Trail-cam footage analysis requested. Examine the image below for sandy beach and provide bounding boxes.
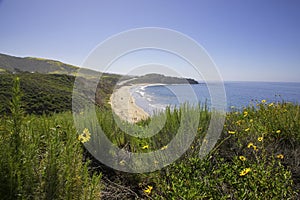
[110,85,149,123]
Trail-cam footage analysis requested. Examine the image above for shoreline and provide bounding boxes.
[110,84,150,123]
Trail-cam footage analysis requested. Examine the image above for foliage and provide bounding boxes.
[0,72,120,115]
[0,78,101,199]
[0,78,299,199]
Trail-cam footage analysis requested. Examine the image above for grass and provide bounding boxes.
[0,78,299,199]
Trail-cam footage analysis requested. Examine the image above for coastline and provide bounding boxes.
[110,84,150,123]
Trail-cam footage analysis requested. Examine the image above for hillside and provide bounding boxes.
[122,73,198,86]
[0,53,80,74]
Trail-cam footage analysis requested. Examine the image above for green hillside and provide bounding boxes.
[0,53,78,74]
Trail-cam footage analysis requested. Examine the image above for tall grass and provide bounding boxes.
[0,78,101,199]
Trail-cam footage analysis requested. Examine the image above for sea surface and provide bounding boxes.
[131,82,300,115]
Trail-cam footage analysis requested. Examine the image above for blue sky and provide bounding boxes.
[0,0,299,82]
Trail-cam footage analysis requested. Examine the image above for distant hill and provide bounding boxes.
[0,53,80,75]
[122,73,198,86]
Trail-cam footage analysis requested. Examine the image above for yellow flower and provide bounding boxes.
[268,103,274,107]
[239,156,246,161]
[247,142,258,151]
[243,111,248,117]
[228,130,236,134]
[276,130,281,134]
[236,120,242,125]
[78,128,91,143]
[160,145,168,150]
[245,128,250,132]
[249,119,253,123]
[239,168,251,176]
[143,185,153,195]
[257,137,263,142]
[247,142,254,148]
[119,160,126,166]
[276,154,284,159]
[261,99,266,103]
[253,145,258,151]
[142,145,149,150]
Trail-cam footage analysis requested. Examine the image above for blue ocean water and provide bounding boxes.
[131,82,300,115]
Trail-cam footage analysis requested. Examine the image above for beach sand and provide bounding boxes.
[110,85,149,123]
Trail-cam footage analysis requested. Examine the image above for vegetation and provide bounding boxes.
[0,54,299,199]
[0,72,120,115]
[0,53,78,74]
[0,78,101,199]
[1,78,299,199]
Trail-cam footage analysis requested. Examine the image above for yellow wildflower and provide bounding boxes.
[253,145,258,151]
[239,156,246,161]
[276,154,284,159]
[249,119,253,123]
[236,120,242,125]
[276,130,281,134]
[160,145,168,150]
[261,99,266,103]
[243,111,248,117]
[119,160,126,166]
[142,145,149,150]
[257,137,263,142]
[78,128,91,143]
[268,103,274,107]
[143,185,153,195]
[247,142,254,148]
[239,168,251,176]
[245,128,250,132]
[228,130,236,134]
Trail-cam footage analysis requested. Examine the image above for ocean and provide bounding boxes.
[131,82,300,115]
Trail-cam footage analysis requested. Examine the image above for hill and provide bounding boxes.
[0,53,80,74]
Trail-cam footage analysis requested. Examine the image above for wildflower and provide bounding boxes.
[228,130,236,134]
[276,154,284,159]
[78,128,91,143]
[160,145,168,150]
[261,99,266,103]
[245,128,250,132]
[247,142,254,148]
[268,103,274,107]
[119,160,126,166]
[253,145,258,151]
[276,130,281,134]
[247,142,258,151]
[143,185,153,195]
[257,137,263,142]
[142,145,149,150]
[249,119,253,123]
[236,120,242,125]
[239,156,246,161]
[239,168,251,176]
[243,111,248,117]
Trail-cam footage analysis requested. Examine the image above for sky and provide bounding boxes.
[0,0,299,82]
